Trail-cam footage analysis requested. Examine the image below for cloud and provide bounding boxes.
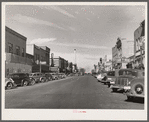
[30,38,56,44]
[68,27,76,31]
[50,42,108,49]
[11,14,66,30]
[39,6,75,18]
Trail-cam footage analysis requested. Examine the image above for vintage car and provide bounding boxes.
[101,70,120,87]
[29,72,47,83]
[8,73,31,86]
[45,73,53,81]
[5,78,17,90]
[110,69,144,92]
[50,73,59,80]
[124,77,144,101]
[101,71,115,84]
[97,71,108,82]
[60,73,66,78]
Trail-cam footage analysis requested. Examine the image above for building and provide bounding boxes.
[112,45,118,70]
[26,44,50,73]
[5,26,32,76]
[134,20,145,69]
[104,60,112,71]
[50,56,68,73]
[112,37,134,69]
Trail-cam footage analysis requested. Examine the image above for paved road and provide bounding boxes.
[5,75,144,109]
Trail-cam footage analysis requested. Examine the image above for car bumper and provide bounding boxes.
[125,91,144,98]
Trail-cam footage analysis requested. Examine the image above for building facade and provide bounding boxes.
[134,20,145,69]
[50,56,68,73]
[26,44,50,73]
[112,37,134,69]
[5,26,32,76]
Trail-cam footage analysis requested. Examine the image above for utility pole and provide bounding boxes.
[74,49,76,73]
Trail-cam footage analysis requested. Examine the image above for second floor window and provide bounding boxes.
[8,43,13,53]
[16,46,20,55]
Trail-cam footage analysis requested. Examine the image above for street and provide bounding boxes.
[5,75,144,109]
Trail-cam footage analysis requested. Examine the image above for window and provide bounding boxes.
[16,46,20,55]
[8,43,13,53]
[22,48,24,57]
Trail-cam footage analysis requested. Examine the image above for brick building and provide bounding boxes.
[50,56,68,73]
[26,44,50,73]
[5,26,32,76]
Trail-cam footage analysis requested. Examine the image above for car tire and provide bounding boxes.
[41,78,45,83]
[23,81,28,86]
[46,78,49,82]
[6,82,13,89]
[131,82,144,95]
[112,88,117,92]
[30,79,36,85]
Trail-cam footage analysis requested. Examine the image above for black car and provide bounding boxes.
[8,73,31,86]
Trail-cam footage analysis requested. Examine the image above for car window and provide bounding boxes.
[37,74,40,76]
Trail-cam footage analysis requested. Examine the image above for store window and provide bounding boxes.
[16,46,20,55]
[8,43,13,53]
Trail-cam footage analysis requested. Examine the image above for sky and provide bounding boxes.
[5,4,145,72]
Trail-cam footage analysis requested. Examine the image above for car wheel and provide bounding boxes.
[46,78,49,82]
[41,78,45,83]
[131,82,144,95]
[30,79,36,85]
[112,88,117,92]
[23,81,28,86]
[6,82,13,89]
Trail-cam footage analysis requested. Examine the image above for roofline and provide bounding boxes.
[6,26,27,40]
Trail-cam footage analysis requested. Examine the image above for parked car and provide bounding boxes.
[97,71,108,82]
[5,78,17,90]
[110,69,144,92]
[124,76,144,101]
[29,72,47,83]
[50,73,59,80]
[45,73,53,81]
[101,71,115,85]
[8,73,31,86]
[61,73,66,78]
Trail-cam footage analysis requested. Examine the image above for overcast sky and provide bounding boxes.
[5,4,145,72]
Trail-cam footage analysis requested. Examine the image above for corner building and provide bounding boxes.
[5,26,32,76]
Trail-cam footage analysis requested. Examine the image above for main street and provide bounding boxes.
[5,75,144,109]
